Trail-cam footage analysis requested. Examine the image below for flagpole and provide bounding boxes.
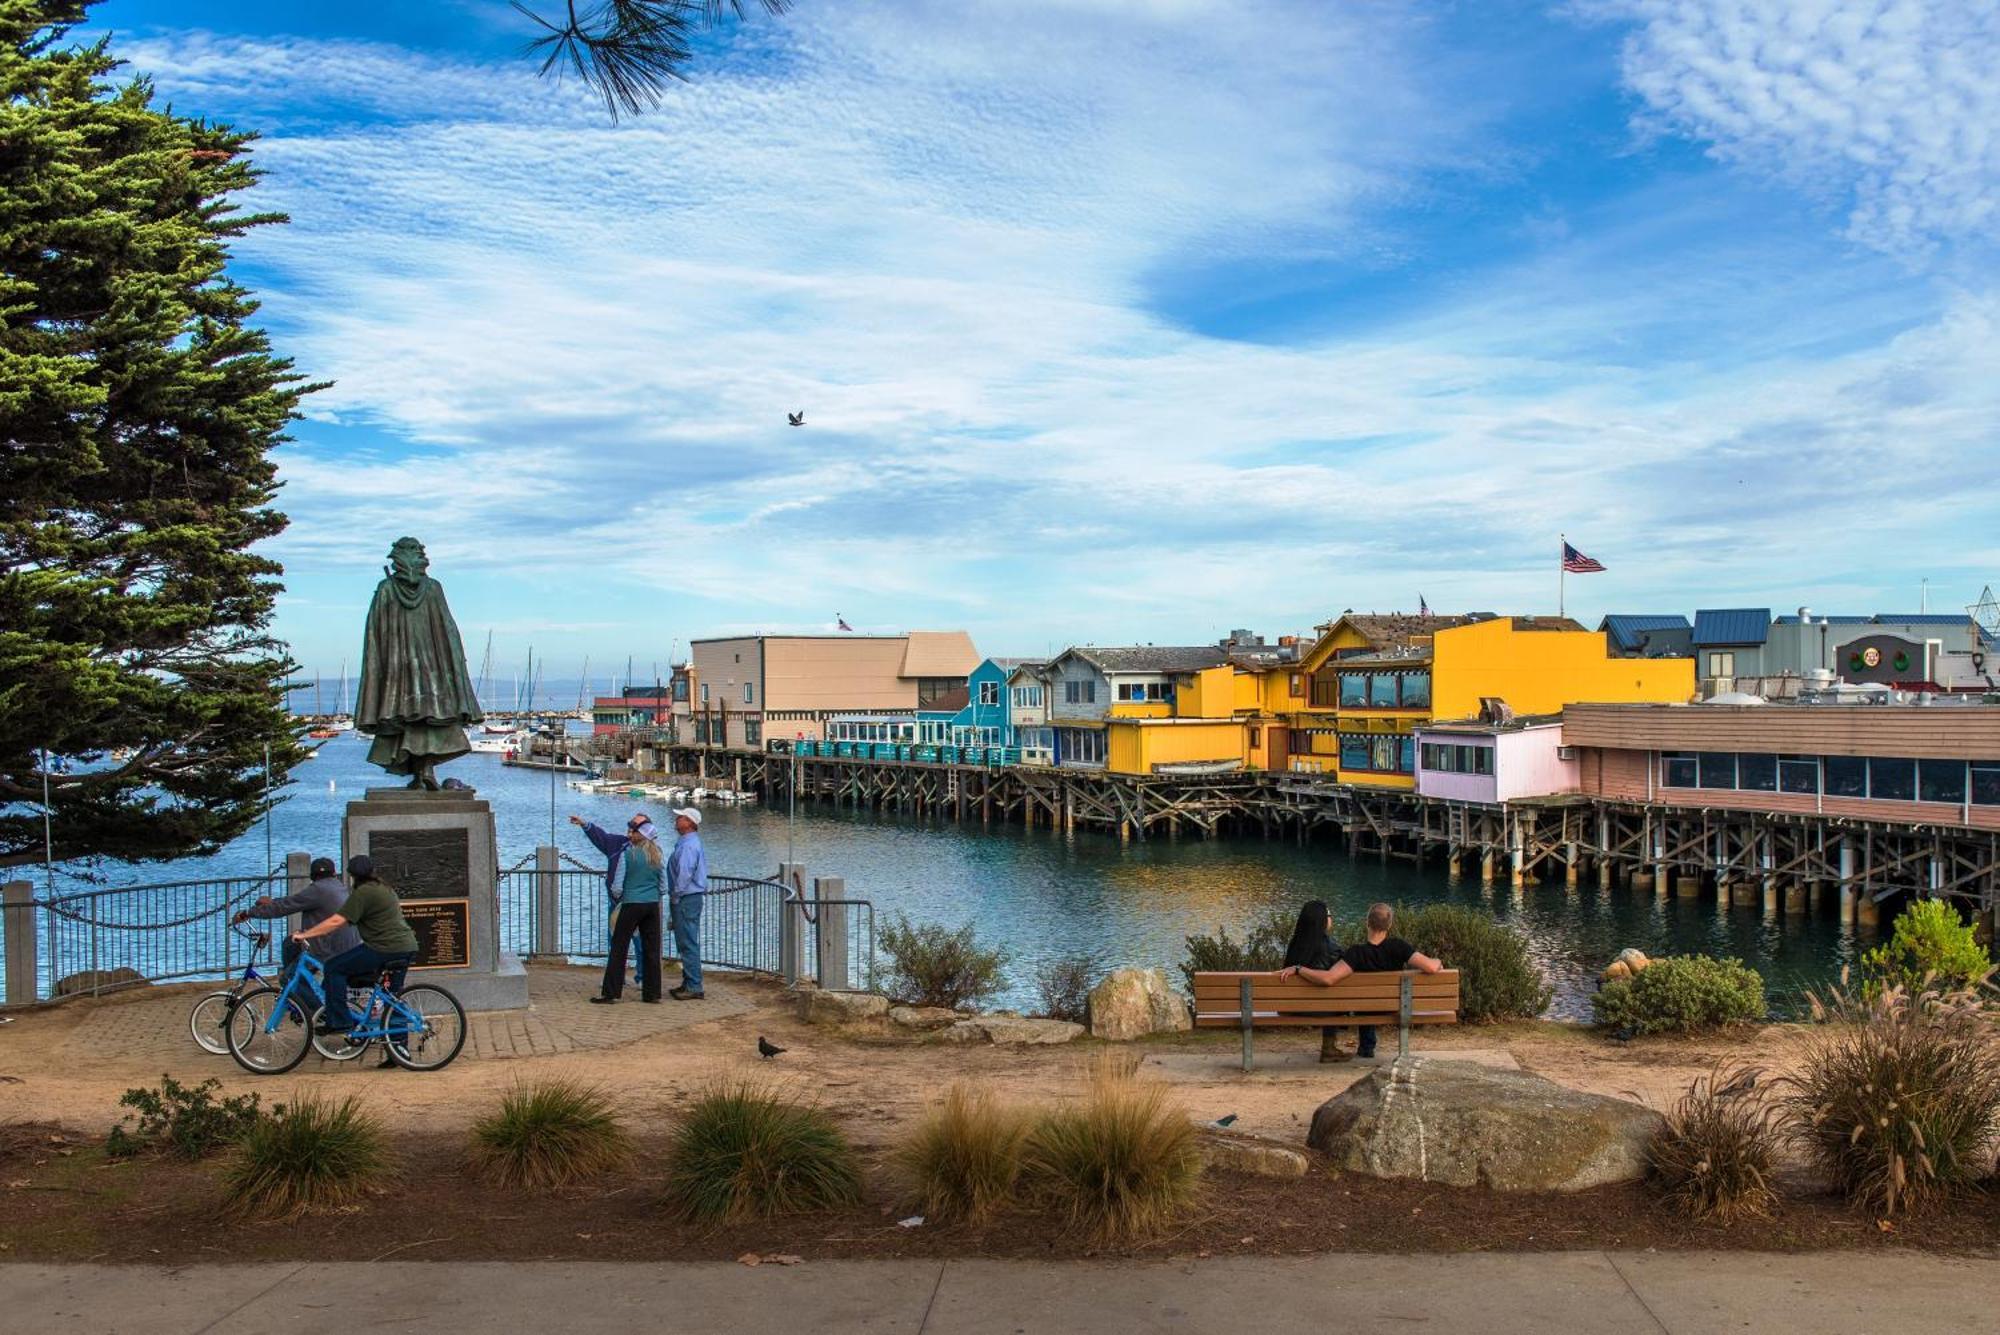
[1558,533,1566,620]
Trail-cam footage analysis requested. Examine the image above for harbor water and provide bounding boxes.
[34,732,1868,1018]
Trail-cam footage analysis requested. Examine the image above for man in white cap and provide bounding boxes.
[666,806,708,999]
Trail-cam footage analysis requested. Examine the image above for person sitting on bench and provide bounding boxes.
[1281,899,1351,1064]
[1277,902,1442,1059]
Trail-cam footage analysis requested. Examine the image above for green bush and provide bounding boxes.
[224,1093,393,1219]
[663,1082,862,1224]
[1031,952,1101,1023]
[468,1078,633,1191]
[1025,1061,1203,1242]
[106,1075,264,1160]
[1179,908,1293,993]
[880,915,1010,1010]
[1593,956,1767,1035]
[893,1083,1031,1224]
[1861,899,1994,998]
[1782,980,2000,1215]
[1387,905,1552,1022]
[1647,1062,1780,1221]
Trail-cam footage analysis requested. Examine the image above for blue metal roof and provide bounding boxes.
[1691,608,1772,646]
[1772,614,1869,625]
[1874,613,1981,625]
[1598,614,1690,652]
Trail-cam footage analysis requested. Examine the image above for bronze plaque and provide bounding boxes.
[369,827,470,901]
[402,898,471,970]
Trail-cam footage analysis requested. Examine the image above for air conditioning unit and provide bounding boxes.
[1556,745,1577,761]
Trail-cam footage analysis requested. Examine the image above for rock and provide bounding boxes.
[797,990,889,1026]
[51,967,148,998]
[1600,961,1631,984]
[1198,1132,1310,1179]
[1306,1059,1662,1192]
[1600,948,1651,988]
[943,1016,1084,1046]
[887,1005,960,1031]
[1086,967,1192,1041]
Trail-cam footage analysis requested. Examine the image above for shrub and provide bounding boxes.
[224,1093,392,1220]
[1780,980,2000,1215]
[1861,898,1994,998]
[1592,956,1766,1035]
[1024,1060,1203,1242]
[1032,953,1101,1022]
[106,1075,264,1160]
[893,1083,1031,1224]
[879,915,1010,1010]
[1390,904,1552,1022]
[1179,908,1293,993]
[663,1081,862,1224]
[1647,1061,1780,1221]
[468,1078,633,1191]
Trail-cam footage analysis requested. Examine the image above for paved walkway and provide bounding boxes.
[4,1253,1996,1333]
[53,962,753,1067]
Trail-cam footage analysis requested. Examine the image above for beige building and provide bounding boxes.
[687,631,980,748]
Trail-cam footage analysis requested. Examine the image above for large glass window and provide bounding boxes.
[1868,757,1915,801]
[1399,737,1416,773]
[1737,753,1777,792]
[1369,674,1399,707]
[1824,755,1866,797]
[744,719,762,746]
[1973,762,2000,807]
[1339,735,1372,770]
[1058,728,1105,765]
[1339,674,1367,707]
[1064,679,1095,705]
[978,681,1000,706]
[1662,751,1697,788]
[1697,752,1737,789]
[1402,672,1431,707]
[1918,759,1966,805]
[1779,755,1819,794]
[1421,743,1441,771]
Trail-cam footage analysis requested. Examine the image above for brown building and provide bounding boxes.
[1562,702,2000,831]
[687,631,980,748]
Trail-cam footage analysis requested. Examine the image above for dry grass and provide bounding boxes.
[223,1093,393,1220]
[892,1083,1032,1224]
[1024,1055,1203,1242]
[662,1080,862,1225]
[467,1078,634,1191]
[1647,1060,1781,1221]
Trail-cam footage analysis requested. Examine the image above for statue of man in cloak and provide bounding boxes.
[356,537,484,790]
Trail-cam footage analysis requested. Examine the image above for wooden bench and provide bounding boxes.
[1192,969,1461,1069]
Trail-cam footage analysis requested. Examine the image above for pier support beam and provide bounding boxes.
[1857,892,1881,929]
[1631,868,1653,893]
[1675,875,1701,899]
[1839,839,1858,924]
[1783,879,1806,916]
[1480,851,1495,885]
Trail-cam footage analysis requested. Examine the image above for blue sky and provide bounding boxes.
[89,0,2000,676]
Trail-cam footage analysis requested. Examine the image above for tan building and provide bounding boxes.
[687,631,980,748]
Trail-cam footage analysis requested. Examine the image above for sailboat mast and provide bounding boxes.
[577,655,590,714]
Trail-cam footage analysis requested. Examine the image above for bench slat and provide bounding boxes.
[1192,980,1460,1001]
[1194,1013,1460,1028]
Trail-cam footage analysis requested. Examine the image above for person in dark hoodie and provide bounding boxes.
[1280,900,1351,1063]
[233,856,361,978]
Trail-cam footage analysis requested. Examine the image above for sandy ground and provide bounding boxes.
[0,963,1797,1149]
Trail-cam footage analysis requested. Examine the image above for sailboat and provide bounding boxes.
[482,643,528,733]
[332,659,354,730]
[307,673,338,739]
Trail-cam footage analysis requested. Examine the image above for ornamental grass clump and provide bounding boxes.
[1646,1061,1780,1222]
[880,915,1010,1010]
[663,1081,862,1224]
[224,1093,392,1220]
[893,1083,1032,1225]
[1592,955,1766,1036]
[1025,1059,1203,1242]
[468,1078,633,1191]
[1780,977,2000,1215]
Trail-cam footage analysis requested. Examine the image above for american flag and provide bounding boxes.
[1561,541,1605,573]
[1418,593,1430,616]
[836,615,853,632]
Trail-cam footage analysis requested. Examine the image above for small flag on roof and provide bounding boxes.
[836,614,853,632]
[1562,541,1605,573]
[1418,593,1430,616]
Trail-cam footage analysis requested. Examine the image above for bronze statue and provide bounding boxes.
[356,537,484,790]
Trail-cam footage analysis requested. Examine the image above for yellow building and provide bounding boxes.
[1102,638,1307,776]
[1288,613,1695,788]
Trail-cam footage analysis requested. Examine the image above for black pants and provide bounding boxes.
[602,902,662,1001]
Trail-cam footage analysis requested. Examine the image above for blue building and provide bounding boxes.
[916,657,1023,747]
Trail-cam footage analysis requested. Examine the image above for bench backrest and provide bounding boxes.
[1191,969,1460,1027]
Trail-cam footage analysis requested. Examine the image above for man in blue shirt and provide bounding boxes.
[666,806,708,1000]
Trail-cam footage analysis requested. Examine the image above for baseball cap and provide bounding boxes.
[309,857,337,879]
[671,806,702,827]
[346,854,375,879]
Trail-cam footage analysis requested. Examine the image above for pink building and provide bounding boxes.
[1414,715,1577,804]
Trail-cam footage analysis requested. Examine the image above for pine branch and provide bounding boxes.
[512,0,790,119]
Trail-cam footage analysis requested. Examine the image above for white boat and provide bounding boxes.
[469,729,527,755]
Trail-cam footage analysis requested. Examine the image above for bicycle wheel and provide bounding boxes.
[226,985,312,1075]
[310,1001,374,1063]
[188,990,239,1056]
[384,984,467,1072]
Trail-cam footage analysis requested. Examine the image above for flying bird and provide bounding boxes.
[787,411,805,427]
[757,1036,786,1059]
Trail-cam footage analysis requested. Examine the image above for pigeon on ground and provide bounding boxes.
[758,1036,786,1059]
[787,411,805,427]
[1208,1113,1237,1129]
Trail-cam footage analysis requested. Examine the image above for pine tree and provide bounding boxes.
[0,0,317,868]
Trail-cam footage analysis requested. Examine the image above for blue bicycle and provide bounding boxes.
[189,924,279,1055]
[226,950,467,1074]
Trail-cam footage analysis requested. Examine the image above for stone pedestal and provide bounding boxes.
[343,787,528,1012]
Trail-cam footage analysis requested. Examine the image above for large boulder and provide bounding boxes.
[887,1004,961,1031]
[797,989,890,1027]
[1306,1059,1661,1192]
[52,967,148,997]
[1197,1132,1310,1179]
[1085,967,1191,1041]
[942,1016,1083,1046]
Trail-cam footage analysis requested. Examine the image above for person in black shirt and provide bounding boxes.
[1277,902,1442,1059]
[1280,900,1352,1064]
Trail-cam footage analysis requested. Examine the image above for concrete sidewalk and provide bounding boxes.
[4,1252,1995,1334]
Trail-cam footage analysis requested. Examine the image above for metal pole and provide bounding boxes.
[263,742,274,873]
[40,745,54,901]
[549,722,558,851]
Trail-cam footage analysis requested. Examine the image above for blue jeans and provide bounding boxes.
[321,944,411,1030]
[1357,1025,1378,1057]
[671,893,703,992]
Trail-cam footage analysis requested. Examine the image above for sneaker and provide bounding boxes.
[669,986,705,1001]
[589,995,618,1005]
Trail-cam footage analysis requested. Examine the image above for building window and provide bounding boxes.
[744,719,762,746]
[978,681,1000,707]
[1369,674,1399,708]
[693,718,710,744]
[1064,679,1096,705]
[743,683,754,704]
[1778,755,1819,794]
[1918,759,1966,805]
[1661,752,1697,788]
[1705,651,1736,677]
[1421,743,1493,776]
[1399,736,1416,773]
[1401,672,1431,708]
[1057,728,1106,765]
[1289,673,1303,697]
[1247,726,1261,748]
[673,678,689,701]
[1737,753,1777,792]
[1339,673,1367,707]
[1972,762,2000,807]
[1338,735,1371,770]
[917,677,963,708]
[1697,752,1737,789]
[1869,757,1915,801]
[700,683,710,704]
[1824,755,1866,798]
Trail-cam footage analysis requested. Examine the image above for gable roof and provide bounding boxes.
[1314,612,1491,648]
[1599,614,1691,651]
[1692,608,1771,647]
[1062,646,1228,674]
[899,630,980,678]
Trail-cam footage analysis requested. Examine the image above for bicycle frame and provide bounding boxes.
[261,951,410,1037]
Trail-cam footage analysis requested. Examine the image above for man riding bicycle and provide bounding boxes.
[232,856,360,980]
[292,855,419,1037]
